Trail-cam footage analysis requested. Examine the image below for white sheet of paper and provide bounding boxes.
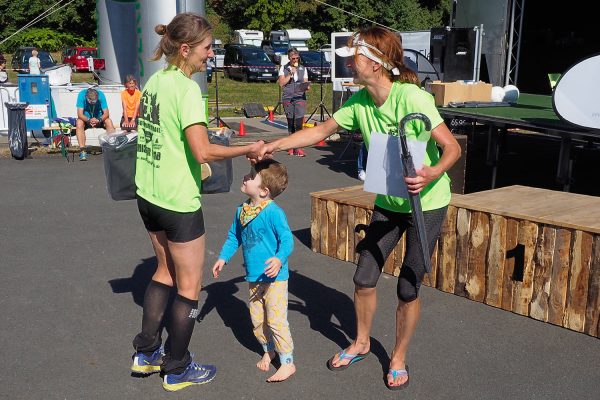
[363,131,427,198]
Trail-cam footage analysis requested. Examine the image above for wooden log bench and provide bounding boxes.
[310,184,600,338]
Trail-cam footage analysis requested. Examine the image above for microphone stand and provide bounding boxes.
[209,68,229,128]
[307,52,331,123]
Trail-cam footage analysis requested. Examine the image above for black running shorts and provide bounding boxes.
[354,205,447,298]
[137,196,205,243]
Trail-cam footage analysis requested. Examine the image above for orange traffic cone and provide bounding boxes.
[238,120,246,136]
[269,109,274,122]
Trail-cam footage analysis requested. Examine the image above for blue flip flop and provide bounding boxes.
[326,350,370,371]
[385,365,409,390]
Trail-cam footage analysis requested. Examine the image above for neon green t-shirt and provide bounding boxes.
[135,66,206,212]
[333,81,450,213]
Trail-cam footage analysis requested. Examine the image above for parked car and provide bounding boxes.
[61,47,74,63]
[223,44,278,82]
[210,47,225,70]
[62,47,105,72]
[299,50,331,82]
[11,47,56,73]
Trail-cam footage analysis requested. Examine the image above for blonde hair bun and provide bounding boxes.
[155,24,167,35]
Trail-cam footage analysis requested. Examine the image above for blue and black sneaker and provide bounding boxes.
[131,346,164,375]
[162,361,217,391]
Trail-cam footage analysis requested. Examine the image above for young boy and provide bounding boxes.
[212,159,296,382]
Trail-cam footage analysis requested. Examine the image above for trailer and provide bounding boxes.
[233,30,264,47]
[269,29,311,52]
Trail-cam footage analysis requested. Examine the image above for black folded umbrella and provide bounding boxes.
[398,113,433,273]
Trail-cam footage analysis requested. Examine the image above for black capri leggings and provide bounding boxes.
[353,205,447,302]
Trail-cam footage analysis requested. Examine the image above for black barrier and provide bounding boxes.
[5,102,28,160]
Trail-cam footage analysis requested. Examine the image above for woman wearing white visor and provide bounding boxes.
[262,26,460,390]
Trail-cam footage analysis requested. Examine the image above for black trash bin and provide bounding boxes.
[5,102,29,160]
[202,130,233,194]
[101,132,138,201]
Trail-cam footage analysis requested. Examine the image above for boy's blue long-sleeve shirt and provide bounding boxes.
[218,202,294,282]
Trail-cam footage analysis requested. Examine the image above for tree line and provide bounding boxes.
[0,0,451,53]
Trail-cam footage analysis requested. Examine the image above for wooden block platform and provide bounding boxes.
[310,185,600,338]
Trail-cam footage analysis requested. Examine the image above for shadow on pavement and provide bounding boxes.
[293,228,311,249]
[108,257,158,307]
[197,276,262,356]
[288,270,389,375]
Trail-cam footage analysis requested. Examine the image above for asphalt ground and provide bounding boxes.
[1,137,599,400]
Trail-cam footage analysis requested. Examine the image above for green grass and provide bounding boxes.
[207,71,333,118]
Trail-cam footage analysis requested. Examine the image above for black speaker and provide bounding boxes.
[430,27,477,82]
[444,28,476,82]
[242,103,267,118]
[430,27,448,81]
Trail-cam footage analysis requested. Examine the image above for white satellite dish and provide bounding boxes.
[553,54,600,130]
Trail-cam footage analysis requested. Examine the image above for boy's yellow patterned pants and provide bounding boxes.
[249,280,294,361]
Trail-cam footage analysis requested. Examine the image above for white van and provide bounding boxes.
[233,30,264,47]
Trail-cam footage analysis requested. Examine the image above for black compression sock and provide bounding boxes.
[132,280,172,352]
[167,294,199,362]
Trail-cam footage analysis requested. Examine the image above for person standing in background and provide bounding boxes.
[278,48,310,157]
[28,49,41,75]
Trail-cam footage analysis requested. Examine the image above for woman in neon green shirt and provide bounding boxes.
[263,27,461,390]
[131,13,263,392]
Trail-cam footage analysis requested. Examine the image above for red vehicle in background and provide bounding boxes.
[62,47,105,72]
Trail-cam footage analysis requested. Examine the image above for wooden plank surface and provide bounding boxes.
[512,221,538,316]
[319,199,328,257]
[311,197,321,253]
[501,218,519,311]
[585,236,600,337]
[346,205,356,262]
[530,226,556,322]
[465,212,488,302]
[455,208,471,296]
[548,229,571,326]
[438,205,458,293]
[326,200,337,258]
[451,185,600,233]
[336,203,349,262]
[485,214,506,307]
[564,231,592,332]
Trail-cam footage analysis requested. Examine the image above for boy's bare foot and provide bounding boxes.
[256,350,276,371]
[267,363,296,382]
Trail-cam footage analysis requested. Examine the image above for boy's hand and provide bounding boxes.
[264,257,282,278]
[212,259,226,278]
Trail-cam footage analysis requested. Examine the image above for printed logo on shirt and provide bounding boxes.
[138,91,162,167]
[242,226,266,250]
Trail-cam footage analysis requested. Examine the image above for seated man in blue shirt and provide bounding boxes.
[75,87,115,161]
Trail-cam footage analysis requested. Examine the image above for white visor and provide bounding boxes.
[335,34,400,76]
